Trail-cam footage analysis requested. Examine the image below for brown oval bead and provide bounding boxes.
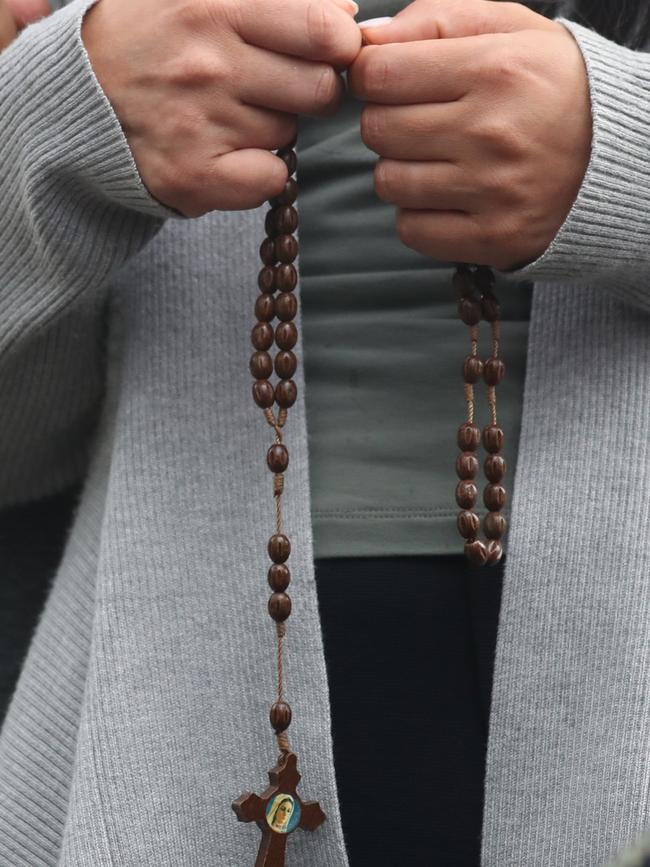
[484,454,506,483]
[275,322,298,350]
[274,206,298,235]
[255,294,275,323]
[456,479,477,510]
[484,483,506,511]
[484,511,507,540]
[482,424,504,454]
[268,592,292,622]
[457,510,480,540]
[265,209,280,239]
[258,266,276,293]
[251,322,274,351]
[483,356,506,386]
[278,149,297,175]
[268,563,291,592]
[485,539,503,565]
[462,354,483,383]
[252,380,274,409]
[275,350,297,379]
[249,351,273,379]
[480,293,501,322]
[270,177,298,208]
[275,234,298,264]
[268,533,291,563]
[456,451,479,480]
[275,292,297,322]
[275,264,297,292]
[267,444,289,473]
[275,380,297,408]
[260,237,277,266]
[457,422,481,451]
[458,297,482,325]
[452,267,477,299]
[474,266,496,294]
[465,538,488,566]
[270,701,292,733]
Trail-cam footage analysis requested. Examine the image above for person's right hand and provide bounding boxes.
[82,0,361,216]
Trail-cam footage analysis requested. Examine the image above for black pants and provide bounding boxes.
[314,554,504,867]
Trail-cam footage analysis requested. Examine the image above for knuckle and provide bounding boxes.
[373,159,394,201]
[395,209,416,248]
[359,106,384,152]
[359,49,390,99]
[476,115,524,158]
[312,65,339,111]
[166,49,227,89]
[305,1,340,58]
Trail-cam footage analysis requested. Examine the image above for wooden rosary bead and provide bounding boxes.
[463,354,483,383]
[259,237,277,266]
[265,209,280,239]
[251,322,274,351]
[483,356,506,385]
[275,263,298,292]
[464,538,488,566]
[274,350,297,379]
[275,234,298,264]
[249,351,273,380]
[258,266,276,293]
[267,444,289,473]
[457,422,481,451]
[484,511,507,540]
[268,533,291,563]
[474,265,496,293]
[458,297,482,326]
[270,178,298,208]
[455,479,478,509]
[275,321,298,350]
[278,149,297,175]
[270,700,293,733]
[484,454,506,483]
[268,592,292,622]
[457,510,480,540]
[254,294,275,322]
[452,269,476,299]
[252,380,275,409]
[268,563,291,592]
[485,539,503,565]
[484,483,506,511]
[275,380,297,408]
[480,293,501,322]
[482,424,504,453]
[456,451,479,480]
[275,292,298,322]
[273,206,298,235]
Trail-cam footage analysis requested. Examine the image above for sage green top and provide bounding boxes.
[296,12,533,557]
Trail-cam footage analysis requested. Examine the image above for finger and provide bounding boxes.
[5,0,49,27]
[349,37,490,104]
[237,43,345,117]
[0,3,17,50]
[359,0,549,45]
[375,158,478,211]
[361,101,466,160]
[395,207,491,264]
[214,100,297,152]
[233,0,361,69]
[179,150,289,216]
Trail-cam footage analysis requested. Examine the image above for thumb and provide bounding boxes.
[358,0,551,45]
[5,0,49,28]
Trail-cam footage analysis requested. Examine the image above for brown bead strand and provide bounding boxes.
[249,134,299,753]
[454,264,507,566]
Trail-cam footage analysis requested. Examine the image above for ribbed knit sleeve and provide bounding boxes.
[497,19,650,315]
[0,0,181,507]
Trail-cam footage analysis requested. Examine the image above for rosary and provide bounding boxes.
[232,134,506,865]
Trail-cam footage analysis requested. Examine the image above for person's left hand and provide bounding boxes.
[0,0,50,51]
[347,0,592,271]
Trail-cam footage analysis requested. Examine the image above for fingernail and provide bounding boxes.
[337,0,359,13]
[358,16,393,28]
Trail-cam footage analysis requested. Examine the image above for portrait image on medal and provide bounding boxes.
[265,794,301,834]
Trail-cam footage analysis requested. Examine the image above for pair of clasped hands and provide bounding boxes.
[2,0,593,271]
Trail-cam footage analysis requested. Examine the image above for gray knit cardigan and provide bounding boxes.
[1,1,650,865]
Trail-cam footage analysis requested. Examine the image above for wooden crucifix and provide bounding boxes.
[232,749,326,867]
